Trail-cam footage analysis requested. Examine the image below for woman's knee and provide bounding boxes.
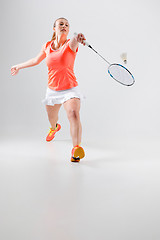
[67,108,80,121]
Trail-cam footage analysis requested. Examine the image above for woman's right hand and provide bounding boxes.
[11,65,20,76]
[76,33,86,46]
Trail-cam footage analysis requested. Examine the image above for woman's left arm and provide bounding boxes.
[69,33,86,52]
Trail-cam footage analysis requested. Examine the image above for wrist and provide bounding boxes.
[73,35,78,42]
[17,65,22,70]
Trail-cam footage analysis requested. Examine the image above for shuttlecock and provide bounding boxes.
[120,52,127,64]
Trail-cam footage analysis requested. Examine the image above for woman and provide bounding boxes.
[11,17,86,162]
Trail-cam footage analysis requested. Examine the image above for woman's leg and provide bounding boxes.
[63,98,82,147]
[46,104,62,129]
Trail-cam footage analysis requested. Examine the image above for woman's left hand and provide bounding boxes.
[76,33,86,45]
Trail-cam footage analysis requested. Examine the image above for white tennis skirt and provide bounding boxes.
[42,86,85,106]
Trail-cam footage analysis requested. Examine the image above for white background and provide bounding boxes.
[1,0,160,141]
[1,1,160,239]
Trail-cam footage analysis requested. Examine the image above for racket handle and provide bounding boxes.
[74,32,90,47]
[84,40,90,47]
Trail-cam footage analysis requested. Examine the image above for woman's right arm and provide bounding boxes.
[11,45,46,76]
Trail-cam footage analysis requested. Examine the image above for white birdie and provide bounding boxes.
[120,52,127,64]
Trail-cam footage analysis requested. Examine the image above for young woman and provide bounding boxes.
[11,17,86,162]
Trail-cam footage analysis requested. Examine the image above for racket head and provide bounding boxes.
[108,63,135,86]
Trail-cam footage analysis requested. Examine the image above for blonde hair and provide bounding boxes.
[51,17,69,41]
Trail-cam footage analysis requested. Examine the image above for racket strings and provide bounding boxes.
[108,64,134,86]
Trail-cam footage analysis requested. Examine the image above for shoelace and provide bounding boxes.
[48,126,58,137]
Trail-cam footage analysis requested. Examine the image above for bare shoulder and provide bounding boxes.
[69,37,79,52]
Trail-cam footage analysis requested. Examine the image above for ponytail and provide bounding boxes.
[51,31,56,41]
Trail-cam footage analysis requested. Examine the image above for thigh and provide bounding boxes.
[63,98,80,114]
[46,104,62,117]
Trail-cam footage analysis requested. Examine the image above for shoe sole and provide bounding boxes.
[73,147,85,159]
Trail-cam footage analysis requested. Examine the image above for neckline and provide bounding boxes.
[50,39,68,51]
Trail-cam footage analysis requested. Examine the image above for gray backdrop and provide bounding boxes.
[1,0,160,142]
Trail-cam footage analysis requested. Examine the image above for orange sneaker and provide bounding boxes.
[46,123,61,142]
[71,145,85,162]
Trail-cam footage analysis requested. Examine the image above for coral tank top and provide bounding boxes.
[42,39,78,91]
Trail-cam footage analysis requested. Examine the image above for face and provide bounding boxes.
[53,19,69,37]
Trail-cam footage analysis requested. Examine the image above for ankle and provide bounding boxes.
[51,123,57,130]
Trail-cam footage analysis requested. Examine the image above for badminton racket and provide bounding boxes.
[74,33,135,86]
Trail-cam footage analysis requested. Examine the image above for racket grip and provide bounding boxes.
[74,32,90,47]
